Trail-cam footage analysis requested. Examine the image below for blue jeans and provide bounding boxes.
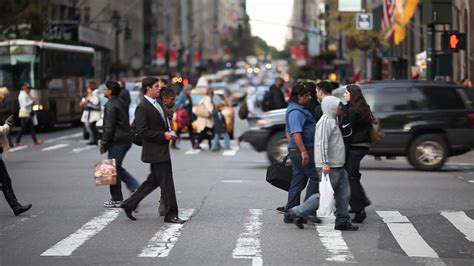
[291,168,351,226]
[211,132,230,150]
[284,148,319,219]
[15,118,37,143]
[108,143,140,201]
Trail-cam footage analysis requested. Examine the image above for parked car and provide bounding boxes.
[171,88,235,138]
[242,80,474,171]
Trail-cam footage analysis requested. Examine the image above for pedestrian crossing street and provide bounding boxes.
[4,208,467,264]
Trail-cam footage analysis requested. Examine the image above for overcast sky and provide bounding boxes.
[246,0,294,51]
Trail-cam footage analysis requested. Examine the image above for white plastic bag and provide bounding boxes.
[317,173,336,217]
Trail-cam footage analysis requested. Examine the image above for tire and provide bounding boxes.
[407,134,448,171]
[266,131,288,163]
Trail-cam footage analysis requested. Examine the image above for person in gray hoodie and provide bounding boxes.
[289,95,358,231]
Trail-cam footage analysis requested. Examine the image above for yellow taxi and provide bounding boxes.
[172,88,235,138]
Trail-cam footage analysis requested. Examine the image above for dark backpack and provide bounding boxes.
[130,120,142,146]
[176,105,190,129]
[238,101,249,120]
[261,91,272,112]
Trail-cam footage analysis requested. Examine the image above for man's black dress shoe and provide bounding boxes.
[122,206,136,221]
[164,217,185,224]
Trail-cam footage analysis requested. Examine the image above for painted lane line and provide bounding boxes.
[377,211,439,258]
[42,144,70,151]
[232,209,263,266]
[9,146,28,152]
[223,147,239,156]
[138,209,194,257]
[468,180,474,183]
[45,132,82,143]
[185,149,201,155]
[440,211,474,242]
[71,145,97,153]
[41,209,120,256]
[316,218,356,263]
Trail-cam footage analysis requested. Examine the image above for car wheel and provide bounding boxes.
[267,131,288,163]
[407,134,448,171]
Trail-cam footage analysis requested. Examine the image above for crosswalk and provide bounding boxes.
[3,208,471,263]
[8,133,243,157]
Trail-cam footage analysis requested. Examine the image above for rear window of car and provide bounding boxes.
[418,86,466,110]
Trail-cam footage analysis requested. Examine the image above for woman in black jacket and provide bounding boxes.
[342,84,372,223]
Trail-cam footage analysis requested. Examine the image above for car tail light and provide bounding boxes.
[468,113,474,128]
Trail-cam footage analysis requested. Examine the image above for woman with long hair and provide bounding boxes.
[343,84,372,223]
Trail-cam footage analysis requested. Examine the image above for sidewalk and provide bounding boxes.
[447,150,474,165]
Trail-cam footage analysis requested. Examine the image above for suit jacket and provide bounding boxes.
[134,98,170,163]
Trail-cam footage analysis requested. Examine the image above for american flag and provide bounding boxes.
[382,0,395,42]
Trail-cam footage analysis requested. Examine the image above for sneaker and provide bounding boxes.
[334,222,359,231]
[103,200,122,208]
[34,140,44,145]
[276,206,285,213]
[15,142,25,147]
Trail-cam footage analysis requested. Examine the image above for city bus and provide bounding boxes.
[0,39,95,129]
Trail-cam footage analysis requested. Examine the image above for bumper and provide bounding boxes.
[241,129,270,152]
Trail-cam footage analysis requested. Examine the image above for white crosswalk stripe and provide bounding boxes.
[8,146,28,152]
[223,147,239,156]
[377,211,440,258]
[17,208,473,261]
[42,143,70,151]
[316,218,357,263]
[41,209,120,256]
[138,208,194,257]
[232,209,263,266]
[184,148,201,155]
[440,211,474,242]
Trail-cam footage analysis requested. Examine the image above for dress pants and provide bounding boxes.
[121,160,178,221]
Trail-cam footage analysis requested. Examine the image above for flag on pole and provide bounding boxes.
[382,0,395,42]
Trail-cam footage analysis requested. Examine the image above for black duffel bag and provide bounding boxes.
[266,154,292,191]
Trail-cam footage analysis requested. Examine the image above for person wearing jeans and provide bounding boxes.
[283,82,319,223]
[107,143,139,204]
[290,95,358,231]
[290,168,351,229]
[100,81,139,207]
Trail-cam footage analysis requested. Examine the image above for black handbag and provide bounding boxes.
[266,154,292,191]
[130,120,142,146]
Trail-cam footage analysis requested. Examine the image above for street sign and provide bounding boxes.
[356,13,373,31]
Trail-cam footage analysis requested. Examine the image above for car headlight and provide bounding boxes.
[32,104,44,111]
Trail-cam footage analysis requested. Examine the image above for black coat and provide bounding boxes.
[343,106,371,145]
[134,98,170,163]
[101,96,131,149]
[119,88,131,107]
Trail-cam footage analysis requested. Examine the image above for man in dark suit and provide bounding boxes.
[120,77,184,224]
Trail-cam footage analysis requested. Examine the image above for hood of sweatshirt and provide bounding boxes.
[321,96,341,119]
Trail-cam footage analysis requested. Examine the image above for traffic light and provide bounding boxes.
[443,32,466,52]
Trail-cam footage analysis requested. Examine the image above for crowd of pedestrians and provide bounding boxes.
[261,79,375,232]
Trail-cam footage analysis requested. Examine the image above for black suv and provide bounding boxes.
[242,80,474,171]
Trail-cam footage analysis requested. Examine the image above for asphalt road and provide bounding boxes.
[0,118,473,265]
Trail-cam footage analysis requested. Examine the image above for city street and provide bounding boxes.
[1,118,473,266]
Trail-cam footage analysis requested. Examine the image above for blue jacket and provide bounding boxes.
[285,102,316,149]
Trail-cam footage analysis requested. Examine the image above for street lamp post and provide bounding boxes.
[111,10,121,79]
